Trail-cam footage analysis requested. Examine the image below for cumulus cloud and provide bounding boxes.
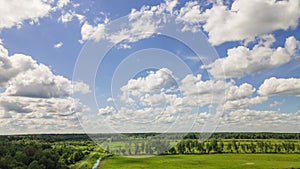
[73,0,300,50]
[0,44,90,133]
[0,95,86,134]
[0,95,88,134]
[223,96,268,111]
[119,68,260,109]
[258,77,300,96]
[219,109,300,132]
[54,42,63,48]
[0,110,12,119]
[107,0,174,45]
[80,0,178,46]
[0,95,86,115]
[5,63,89,98]
[0,44,89,98]
[124,0,177,40]
[99,68,266,131]
[199,0,300,45]
[226,83,255,100]
[0,45,37,87]
[179,74,226,107]
[203,36,300,79]
[0,97,31,114]
[56,0,70,9]
[58,11,85,24]
[140,93,177,107]
[99,68,192,130]
[98,106,116,116]
[0,0,78,30]
[79,22,106,43]
[106,97,113,102]
[176,1,202,32]
[0,0,52,29]
[120,68,175,100]
[179,74,262,109]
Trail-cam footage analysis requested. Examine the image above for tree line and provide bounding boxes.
[106,138,300,156]
[167,139,300,154]
[184,132,300,140]
[104,132,300,155]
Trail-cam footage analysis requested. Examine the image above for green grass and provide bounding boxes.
[99,154,300,169]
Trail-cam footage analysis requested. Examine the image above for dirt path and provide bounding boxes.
[75,147,102,169]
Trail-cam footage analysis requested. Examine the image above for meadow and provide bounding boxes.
[99,154,300,169]
[98,133,300,169]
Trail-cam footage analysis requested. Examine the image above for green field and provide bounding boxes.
[99,154,300,169]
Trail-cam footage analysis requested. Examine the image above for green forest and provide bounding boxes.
[0,134,104,169]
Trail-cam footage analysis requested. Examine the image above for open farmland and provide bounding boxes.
[99,154,300,169]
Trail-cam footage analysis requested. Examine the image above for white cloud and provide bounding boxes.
[140,93,177,107]
[0,44,89,98]
[80,22,106,43]
[120,68,260,109]
[102,0,178,46]
[73,3,80,8]
[199,0,300,45]
[0,110,11,119]
[58,12,74,23]
[257,34,276,48]
[0,0,52,29]
[54,42,63,48]
[106,97,113,102]
[108,6,161,45]
[0,95,86,134]
[56,0,70,9]
[0,0,78,30]
[219,109,300,132]
[203,36,300,79]
[99,68,268,132]
[5,63,89,98]
[120,68,175,100]
[179,74,226,107]
[258,77,300,96]
[180,74,222,96]
[165,0,178,14]
[119,43,132,49]
[0,45,37,87]
[179,74,265,110]
[0,43,90,134]
[75,0,300,48]
[58,11,85,24]
[226,83,255,100]
[176,1,202,32]
[98,106,116,116]
[0,95,86,115]
[223,96,268,111]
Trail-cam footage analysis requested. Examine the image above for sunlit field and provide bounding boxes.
[99,154,300,169]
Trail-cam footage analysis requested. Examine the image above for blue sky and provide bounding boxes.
[0,0,300,134]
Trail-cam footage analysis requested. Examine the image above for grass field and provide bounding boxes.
[99,154,300,169]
